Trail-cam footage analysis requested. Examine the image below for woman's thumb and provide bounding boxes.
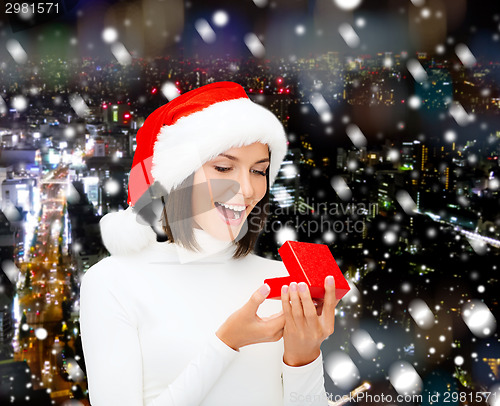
[248,284,271,308]
[258,283,271,297]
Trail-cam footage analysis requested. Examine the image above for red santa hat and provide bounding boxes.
[100,81,288,256]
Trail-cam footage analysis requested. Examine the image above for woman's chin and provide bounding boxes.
[209,226,243,242]
[203,220,247,242]
[194,210,248,242]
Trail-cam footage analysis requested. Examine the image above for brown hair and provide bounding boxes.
[159,168,270,259]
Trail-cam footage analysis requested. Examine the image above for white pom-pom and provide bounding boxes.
[99,206,157,256]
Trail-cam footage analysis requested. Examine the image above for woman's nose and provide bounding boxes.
[235,172,255,198]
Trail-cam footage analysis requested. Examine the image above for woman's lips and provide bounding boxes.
[214,201,248,226]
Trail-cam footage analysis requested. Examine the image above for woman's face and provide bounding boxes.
[191,142,270,241]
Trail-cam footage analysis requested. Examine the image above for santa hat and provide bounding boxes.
[100,81,288,256]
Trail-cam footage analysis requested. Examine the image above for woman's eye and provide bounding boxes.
[214,166,231,173]
[252,169,267,176]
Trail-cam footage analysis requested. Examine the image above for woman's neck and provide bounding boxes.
[172,228,236,264]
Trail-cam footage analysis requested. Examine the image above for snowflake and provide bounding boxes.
[339,23,360,48]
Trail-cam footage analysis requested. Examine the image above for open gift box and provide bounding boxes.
[264,240,350,300]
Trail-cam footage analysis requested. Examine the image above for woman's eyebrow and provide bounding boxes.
[218,153,270,164]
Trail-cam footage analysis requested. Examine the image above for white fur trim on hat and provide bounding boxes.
[99,206,157,256]
[151,97,287,193]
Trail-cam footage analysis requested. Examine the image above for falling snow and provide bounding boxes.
[244,33,265,58]
[102,27,118,44]
[6,39,28,64]
[407,59,428,82]
[252,0,268,7]
[309,92,333,123]
[409,298,435,329]
[275,227,297,245]
[11,95,28,112]
[395,190,417,214]
[212,10,229,27]
[111,42,133,65]
[68,94,90,117]
[449,102,475,126]
[345,124,367,148]
[195,19,217,44]
[462,300,497,337]
[0,1,498,404]
[338,23,360,48]
[334,0,363,11]
[389,361,423,395]
[325,352,360,389]
[331,176,352,201]
[407,95,421,109]
[351,329,378,359]
[455,43,477,68]
[161,82,180,101]
[34,328,48,340]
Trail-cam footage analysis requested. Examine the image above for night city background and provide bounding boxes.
[0,0,499,404]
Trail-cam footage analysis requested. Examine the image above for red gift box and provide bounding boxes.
[264,241,350,300]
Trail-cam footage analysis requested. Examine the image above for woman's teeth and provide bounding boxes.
[215,202,245,212]
[215,202,245,220]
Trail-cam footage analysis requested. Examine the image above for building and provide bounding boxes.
[2,177,36,214]
[0,148,42,176]
[0,267,14,360]
[376,170,405,211]
[102,103,135,128]
[270,148,302,208]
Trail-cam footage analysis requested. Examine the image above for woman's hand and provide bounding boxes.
[216,284,285,351]
[281,275,340,367]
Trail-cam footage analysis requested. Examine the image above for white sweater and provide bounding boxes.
[79,229,329,406]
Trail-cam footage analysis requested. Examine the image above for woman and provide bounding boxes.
[79,82,338,406]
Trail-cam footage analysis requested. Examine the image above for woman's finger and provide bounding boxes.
[281,285,295,329]
[261,309,284,321]
[297,282,319,324]
[264,312,286,338]
[289,282,305,327]
[321,275,337,328]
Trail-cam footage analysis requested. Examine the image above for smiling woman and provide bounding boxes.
[159,143,272,258]
[79,82,337,406]
[190,144,270,244]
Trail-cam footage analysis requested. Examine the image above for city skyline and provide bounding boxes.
[1,1,500,61]
[0,54,498,403]
[0,1,499,405]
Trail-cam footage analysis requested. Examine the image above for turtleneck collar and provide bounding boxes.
[155,228,237,264]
